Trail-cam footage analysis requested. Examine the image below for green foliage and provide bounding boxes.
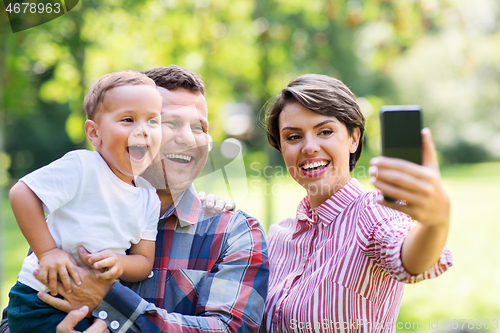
[1,0,458,184]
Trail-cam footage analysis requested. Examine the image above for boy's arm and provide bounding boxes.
[122,240,155,281]
[86,240,155,282]
[9,181,81,294]
[10,181,56,258]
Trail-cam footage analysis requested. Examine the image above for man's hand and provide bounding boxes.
[35,247,115,314]
[56,306,109,333]
[38,248,82,296]
[198,192,235,212]
[86,250,123,280]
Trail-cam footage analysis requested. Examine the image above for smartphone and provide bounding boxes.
[379,105,422,201]
[380,105,422,165]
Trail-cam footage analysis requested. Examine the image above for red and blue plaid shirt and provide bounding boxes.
[93,186,269,333]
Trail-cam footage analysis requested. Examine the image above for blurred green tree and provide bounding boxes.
[1,0,458,184]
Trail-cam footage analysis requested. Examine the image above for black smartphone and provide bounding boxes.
[380,105,422,165]
[379,105,422,201]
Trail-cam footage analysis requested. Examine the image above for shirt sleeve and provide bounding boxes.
[20,151,83,214]
[358,192,453,284]
[141,192,160,242]
[94,211,270,333]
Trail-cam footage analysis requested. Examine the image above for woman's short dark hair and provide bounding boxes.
[266,74,366,171]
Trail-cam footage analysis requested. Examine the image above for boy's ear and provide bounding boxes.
[85,120,101,147]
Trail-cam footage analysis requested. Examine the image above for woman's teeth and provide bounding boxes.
[301,161,328,171]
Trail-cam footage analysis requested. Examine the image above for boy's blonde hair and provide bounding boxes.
[84,70,157,120]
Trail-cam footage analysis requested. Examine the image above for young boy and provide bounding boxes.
[7,70,163,333]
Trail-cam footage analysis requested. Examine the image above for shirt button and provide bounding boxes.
[110,321,120,330]
[148,271,154,278]
[98,311,108,320]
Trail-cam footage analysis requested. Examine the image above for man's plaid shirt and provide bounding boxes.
[93,186,269,333]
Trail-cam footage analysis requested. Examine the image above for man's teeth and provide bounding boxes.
[166,154,192,162]
[301,161,328,170]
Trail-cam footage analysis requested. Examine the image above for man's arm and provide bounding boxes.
[94,212,268,333]
[56,307,109,333]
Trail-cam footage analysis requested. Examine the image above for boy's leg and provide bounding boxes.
[8,281,92,333]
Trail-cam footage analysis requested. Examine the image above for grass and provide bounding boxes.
[2,161,500,332]
[1,193,30,311]
[394,162,500,332]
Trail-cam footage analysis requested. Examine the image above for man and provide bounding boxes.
[0,65,269,333]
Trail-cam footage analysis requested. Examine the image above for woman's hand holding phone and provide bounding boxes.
[370,128,451,275]
[370,128,450,227]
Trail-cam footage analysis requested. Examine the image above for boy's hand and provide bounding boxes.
[86,250,123,280]
[35,249,115,314]
[38,248,81,296]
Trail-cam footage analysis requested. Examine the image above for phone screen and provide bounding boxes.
[380,106,422,165]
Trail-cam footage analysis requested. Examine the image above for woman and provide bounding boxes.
[261,74,452,332]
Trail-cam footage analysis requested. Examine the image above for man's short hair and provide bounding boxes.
[142,65,205,94]
[84,70,156,120]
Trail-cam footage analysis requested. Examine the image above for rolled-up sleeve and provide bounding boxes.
[358,194,453,284]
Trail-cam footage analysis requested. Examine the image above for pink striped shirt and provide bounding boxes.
[262,178,452,333]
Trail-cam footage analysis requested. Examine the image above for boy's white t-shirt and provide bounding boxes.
[17,150,160,292]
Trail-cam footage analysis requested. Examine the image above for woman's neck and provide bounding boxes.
[307,176,351,209]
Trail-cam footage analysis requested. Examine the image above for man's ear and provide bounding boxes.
[84,120,101,147]
[349,127,361,153]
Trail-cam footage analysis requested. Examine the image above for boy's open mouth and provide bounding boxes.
[127,145,149,162]
[166,153,192,164]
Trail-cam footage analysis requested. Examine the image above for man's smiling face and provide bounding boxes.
[140,87,209,193]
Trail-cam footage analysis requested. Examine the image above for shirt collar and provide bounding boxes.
[294,178,364,237]
[160,184,204,227]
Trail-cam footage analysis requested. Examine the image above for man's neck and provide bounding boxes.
[156,187,189,217]
[157,189,174,216]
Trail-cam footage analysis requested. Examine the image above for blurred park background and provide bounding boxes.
[1,0,500,331]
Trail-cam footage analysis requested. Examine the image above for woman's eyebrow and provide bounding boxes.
[313,120,336,129]
[281,120,337,132]
[281,126,301,132]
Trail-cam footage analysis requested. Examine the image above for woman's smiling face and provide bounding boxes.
[279,101,360,208]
